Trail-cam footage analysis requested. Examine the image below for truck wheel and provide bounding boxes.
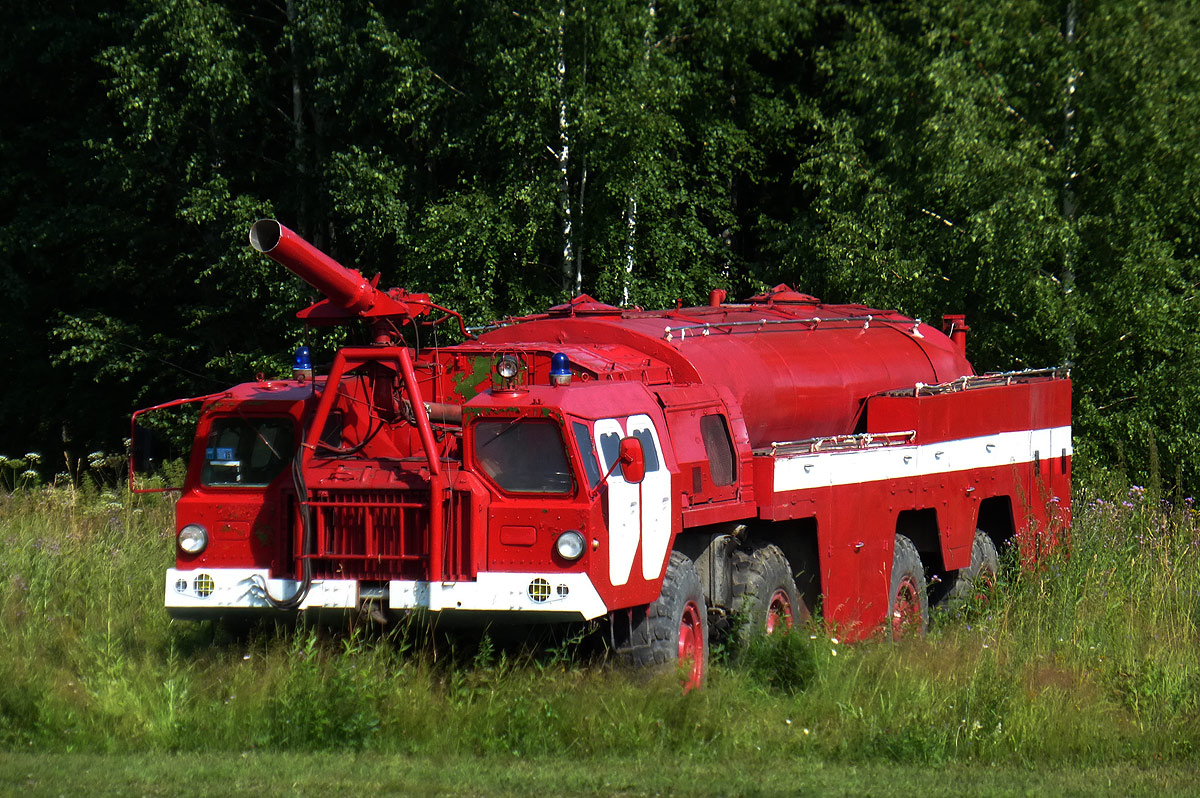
[731,542,803,642]
[613,551,709,691]
[945,529,1000,605]
[889,534,928,639]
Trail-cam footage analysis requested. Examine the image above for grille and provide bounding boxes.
[304,488,473,582]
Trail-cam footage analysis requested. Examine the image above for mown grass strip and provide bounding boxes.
[3,752,1199,797]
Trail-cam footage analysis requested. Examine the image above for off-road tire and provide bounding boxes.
[889,534,928,639]
[731,542,804,644]
[612,551,709,690]
[945,529,1000,605]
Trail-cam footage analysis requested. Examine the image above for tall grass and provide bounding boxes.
[1,472,1197,764]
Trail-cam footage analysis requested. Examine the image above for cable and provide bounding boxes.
[253,446,314,610]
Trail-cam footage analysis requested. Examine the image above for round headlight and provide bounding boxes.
[555,530,586,561]
[497,355,520,379]
[178,524,208,554]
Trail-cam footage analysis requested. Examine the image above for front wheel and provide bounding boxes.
[613,551,709,691]
[889,534,928,639]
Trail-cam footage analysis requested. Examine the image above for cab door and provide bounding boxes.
[594,414,672,586]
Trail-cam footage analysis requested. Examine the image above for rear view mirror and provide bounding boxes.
[618,436,646,484]
[129,393,221,492]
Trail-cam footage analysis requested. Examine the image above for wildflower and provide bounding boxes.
[23,453,40,463]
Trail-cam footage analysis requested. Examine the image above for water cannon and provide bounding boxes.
[249,219,472,342]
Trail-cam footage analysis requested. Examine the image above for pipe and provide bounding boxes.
[941,314,970,356]
[250,219,378,314]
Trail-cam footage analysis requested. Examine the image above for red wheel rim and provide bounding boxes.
[765,588,794,635]
[891,575,922,639]
[974,566,997,604]
[678,600,705,692]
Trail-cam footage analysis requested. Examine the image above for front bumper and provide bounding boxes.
[165,567,608,621]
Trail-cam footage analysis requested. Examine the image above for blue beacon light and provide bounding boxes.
[293,345,313,381]
[550,352,572,386]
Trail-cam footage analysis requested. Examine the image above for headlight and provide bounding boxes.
[555,530,585,561]
[178,524,208,554]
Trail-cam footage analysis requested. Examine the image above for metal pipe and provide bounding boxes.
[250,219,378,314]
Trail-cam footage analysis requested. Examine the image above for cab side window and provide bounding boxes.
[699,414,735,486]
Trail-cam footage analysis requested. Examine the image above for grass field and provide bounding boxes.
[1,467,1198,794]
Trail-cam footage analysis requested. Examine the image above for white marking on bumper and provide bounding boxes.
[164,568,608,620]
[165,568,357,611]
[389,571,607,619]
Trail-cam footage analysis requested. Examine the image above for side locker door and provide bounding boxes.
[626,414,672,581]
[595,418,639,587]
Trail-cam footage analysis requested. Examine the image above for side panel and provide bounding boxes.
[757,378,1071,639]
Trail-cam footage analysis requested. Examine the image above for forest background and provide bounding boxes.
[2,0,1197,490]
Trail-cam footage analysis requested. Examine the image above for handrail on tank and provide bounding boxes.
[662,314,922,342]
[762,430,917,456]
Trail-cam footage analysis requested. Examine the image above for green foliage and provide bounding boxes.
[2,1,1200,487]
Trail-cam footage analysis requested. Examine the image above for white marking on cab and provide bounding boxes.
[595,415,673,587]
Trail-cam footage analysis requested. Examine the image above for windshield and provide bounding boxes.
[473,419,573,494]
[201,417,296,487]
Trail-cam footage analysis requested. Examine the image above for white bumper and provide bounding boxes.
[165,568,607,620]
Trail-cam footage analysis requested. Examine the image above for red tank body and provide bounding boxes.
[477,288,974,447]
[137,222,1071,691]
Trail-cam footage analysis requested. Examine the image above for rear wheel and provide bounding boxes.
[613,551,709,691]
[946,529,1000,605]
[889,534,928,639]
[731,542,803,642]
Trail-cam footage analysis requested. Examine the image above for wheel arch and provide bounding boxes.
[757,517,821,618]
[977,496,1016,554]
[895,507,943,573]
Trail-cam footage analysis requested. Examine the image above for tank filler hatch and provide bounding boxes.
[746,285,819,305]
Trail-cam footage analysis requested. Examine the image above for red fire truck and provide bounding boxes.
[134,220,1071,689]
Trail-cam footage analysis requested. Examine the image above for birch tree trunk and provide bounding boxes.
[622,1,656,307]
[556,5,578,295]
[1062,0,1079,365]
[288,0,306,236]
